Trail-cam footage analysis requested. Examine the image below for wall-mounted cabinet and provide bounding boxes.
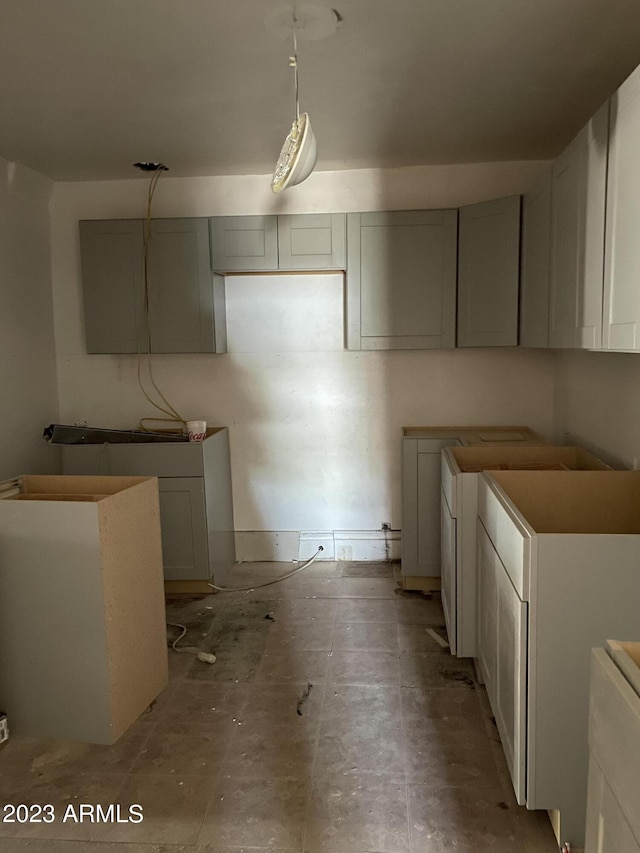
[457,195,521,348]
[519,171,552,348]
[209,213,346,272]
[603,62,640,351]
[79,217,226,354]
[548,103,608,350]
[346,210,458,351]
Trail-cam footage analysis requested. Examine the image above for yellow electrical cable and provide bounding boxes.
[135,169,187,433]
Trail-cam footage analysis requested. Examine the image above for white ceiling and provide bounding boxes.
[2,0,640,182]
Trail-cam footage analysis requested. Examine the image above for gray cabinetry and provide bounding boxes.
[79,219,143,354]
[549,103,608,349]
[457,196,521,347]
[277,213,346,270]
[209,213,346,272]
[210,215,278,272]
[520,172,552,348]
[80,217,225,354]
[346,210,457,350]
[402,437,460,581]
[61,428,235,584]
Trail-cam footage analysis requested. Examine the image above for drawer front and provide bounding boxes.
[477,477,529,599]
[108,443,204,477]
[441,448,457,517]
[588,648,640,844]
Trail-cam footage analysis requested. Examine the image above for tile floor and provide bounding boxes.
[0,560,560,853]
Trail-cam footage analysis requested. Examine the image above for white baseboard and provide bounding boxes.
[235,529,401,562]
[234,530,299,562]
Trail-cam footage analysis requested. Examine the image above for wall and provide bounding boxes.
[554,349,640,469]
[0,157,59,479]
[50,161,556,558]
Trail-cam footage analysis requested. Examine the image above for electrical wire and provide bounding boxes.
[208,546,324,592]
[166,622,216,664]
[135,167,187,433]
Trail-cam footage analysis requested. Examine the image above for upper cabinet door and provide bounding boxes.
[457,196,521,347]
[79,219,143,353]
[346,210,458,350]
[604,64,640,351]
[277,213,346,270]
[147,219,216,353]
[549,103,608,349]
[210,216,278,272]
[520,171,552,348]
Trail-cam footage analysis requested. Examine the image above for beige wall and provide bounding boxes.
[554,350,640,469]
[50,162,556,547]
[0,158,59,479]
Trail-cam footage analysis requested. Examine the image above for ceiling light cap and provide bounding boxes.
[264,4,341,41]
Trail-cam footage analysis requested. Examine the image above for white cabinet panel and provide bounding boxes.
[440,496,457,654]
[549,103,608,349]
[604,63,640,350]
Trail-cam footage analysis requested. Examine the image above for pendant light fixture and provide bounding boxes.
[265,4,341,193]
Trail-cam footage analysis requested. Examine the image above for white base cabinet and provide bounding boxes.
[586,642,640,853]
[441,445,609,658]
[477,470,640,848]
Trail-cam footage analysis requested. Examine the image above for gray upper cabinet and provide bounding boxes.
[519,171,552,348]
[80,217,224,354]
[210,215,278,272]
[549,102,608,349]
[603,63,640,351]
[148,218,219,353]
[277,213,346,270]
[457,195,521,348]
[210,213,346,272]
[346,210,458,350]
[80,219,143,354]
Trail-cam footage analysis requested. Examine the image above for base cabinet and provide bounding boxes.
[586,644,640,853]
[61,429,235,584]
[477,471,640,848]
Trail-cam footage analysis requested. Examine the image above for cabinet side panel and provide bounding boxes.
[99,479,168,741]
[203,428,236,586]
[0,502,111,742]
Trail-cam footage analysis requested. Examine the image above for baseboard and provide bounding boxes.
[164,580,212,595]
[235,529,401,562]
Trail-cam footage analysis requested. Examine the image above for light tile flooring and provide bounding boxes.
[0,560,560,853]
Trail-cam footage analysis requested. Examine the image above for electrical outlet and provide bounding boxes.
[0,712,9,745]
[381,522,391,531]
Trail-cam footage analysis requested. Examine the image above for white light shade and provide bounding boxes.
[271,112,317,193]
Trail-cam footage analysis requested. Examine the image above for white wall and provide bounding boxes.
[554,349,640,469]
[50,162,556,557]
[0,158,59,479]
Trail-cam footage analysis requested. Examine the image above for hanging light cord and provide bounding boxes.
[136,169,187,433]
[291,25,300,124]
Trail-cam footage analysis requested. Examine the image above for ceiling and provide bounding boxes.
[2,0,640,182]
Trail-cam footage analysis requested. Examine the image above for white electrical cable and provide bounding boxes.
[166,621,216,664]
[208,546,324,592]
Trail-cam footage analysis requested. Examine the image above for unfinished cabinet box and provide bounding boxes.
[61,428,235,585]
[441,445,609,657]
[0,475,168,744]
[586,641,640,852]
[476,470,640,847]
